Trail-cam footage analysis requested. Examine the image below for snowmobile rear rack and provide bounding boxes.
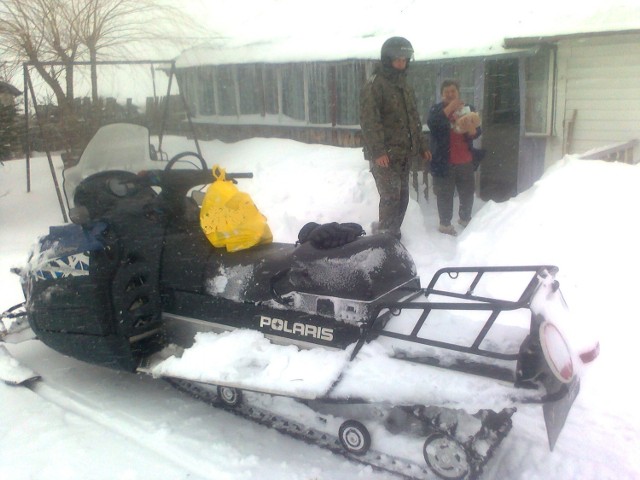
[352,265,559,381]
[423,265,558,306]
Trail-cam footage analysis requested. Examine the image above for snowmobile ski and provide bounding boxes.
[0,304,40,385]
[0,344,40,386]
[0,302,35,344]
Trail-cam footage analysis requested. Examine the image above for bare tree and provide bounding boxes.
[67,0,200,106]
[44,0,82,100]
[0,0,205,152]
[0,0,79,112]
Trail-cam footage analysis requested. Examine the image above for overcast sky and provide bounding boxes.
[12,0,640,107]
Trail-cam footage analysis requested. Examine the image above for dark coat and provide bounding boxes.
[359,65,429,162]
[427,101,482,177]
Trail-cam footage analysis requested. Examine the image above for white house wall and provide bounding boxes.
[548,32,640,165]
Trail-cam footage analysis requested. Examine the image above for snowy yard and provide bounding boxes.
[1,135,640,479]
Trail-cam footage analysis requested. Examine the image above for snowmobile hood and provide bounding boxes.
[62,123,159,209]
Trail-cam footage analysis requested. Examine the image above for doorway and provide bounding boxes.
[480,59,520,202]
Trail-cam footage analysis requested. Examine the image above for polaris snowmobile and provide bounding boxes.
[1,123,599,480]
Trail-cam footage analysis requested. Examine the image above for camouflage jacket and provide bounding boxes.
[359,65,429,162]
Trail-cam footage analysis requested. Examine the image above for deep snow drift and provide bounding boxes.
[1,135,639,479]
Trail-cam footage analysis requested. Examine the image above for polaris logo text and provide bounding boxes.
[259,316,334,342]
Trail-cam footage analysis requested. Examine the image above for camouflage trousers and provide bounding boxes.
[432,162,475,226]
[371,158,410,238]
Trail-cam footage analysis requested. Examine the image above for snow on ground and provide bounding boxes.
[1,135,640,479]
[151,330,351,399]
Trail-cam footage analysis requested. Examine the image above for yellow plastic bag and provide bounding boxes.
[199,166,273,252]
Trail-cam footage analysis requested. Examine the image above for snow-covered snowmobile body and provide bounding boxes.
[2,124,598,479]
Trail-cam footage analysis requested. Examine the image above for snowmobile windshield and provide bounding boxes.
[63,123,159,209]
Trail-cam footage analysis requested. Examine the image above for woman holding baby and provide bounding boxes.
[427,79,482,236]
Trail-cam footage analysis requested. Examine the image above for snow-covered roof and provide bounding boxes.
[174,39,527,68]
[175,0,640,67]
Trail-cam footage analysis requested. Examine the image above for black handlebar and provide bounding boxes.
[139,169,253,190]
[225,172,254,179]
[138,169,254,210]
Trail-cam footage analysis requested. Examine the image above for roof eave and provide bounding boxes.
[504,28,640,48]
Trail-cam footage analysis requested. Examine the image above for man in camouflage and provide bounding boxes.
[360,36,431,240]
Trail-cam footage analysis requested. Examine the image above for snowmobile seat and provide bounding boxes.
[202,233,417,304]
[203,242,297,302]
[286,233,417,301]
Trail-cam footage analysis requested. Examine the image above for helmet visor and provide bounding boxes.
[385,45,414,61]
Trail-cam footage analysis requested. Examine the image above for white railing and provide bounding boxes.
[578,139,638,164]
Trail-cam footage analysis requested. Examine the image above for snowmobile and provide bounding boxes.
[1,123,598,480]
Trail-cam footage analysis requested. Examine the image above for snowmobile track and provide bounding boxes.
[167,378,457,480]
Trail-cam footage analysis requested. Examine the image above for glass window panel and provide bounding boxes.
[281,64,305,121]
[262,65,279,115]
[236,64,260,115]
[485,59,520,125]
[195,66,215,115]
[524,49,553,135]
[452,62,476,103]
[435,62,476,102]
[215,66,237,116]
[176,71,196,115]
[335,61,366,126]
[408,62,437,124]
[307,63,330,124]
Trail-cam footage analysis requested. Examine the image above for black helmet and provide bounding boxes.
[381,37,414,66]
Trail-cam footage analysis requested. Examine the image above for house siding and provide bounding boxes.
[548,32,640,164]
